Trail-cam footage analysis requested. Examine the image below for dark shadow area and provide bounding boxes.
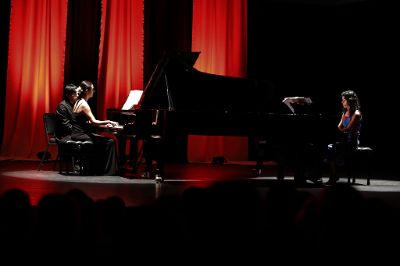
[0,180,399,263]
[248,0,399,174]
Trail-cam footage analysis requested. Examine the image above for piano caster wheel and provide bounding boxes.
[155,174,163,183]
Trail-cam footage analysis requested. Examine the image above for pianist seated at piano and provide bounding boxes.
[325,89,362,185]
[71,80,120,176]
[55,84,79,144]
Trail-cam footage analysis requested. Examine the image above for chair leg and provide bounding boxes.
[348,166,356,184]
[79,155,92,175]
[67,155,75,174]
[346,153,357,184]
[59,154,76,174]
[37,145,50,171]
[59,154,66,174]
[77,156,87,176]
[52,153,59,170]
[71,156,77,174]
[366,153,371,186]
[58,158,63,174]
[347,164,352,184]
[347,149,373,186]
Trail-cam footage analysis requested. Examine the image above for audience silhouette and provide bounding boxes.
[0,182,398,264]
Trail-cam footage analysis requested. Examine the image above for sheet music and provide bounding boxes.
[122,90,143,110]
[282,97,312,114]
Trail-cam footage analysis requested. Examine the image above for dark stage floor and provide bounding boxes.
[1,159,400,209]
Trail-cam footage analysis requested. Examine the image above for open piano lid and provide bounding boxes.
[137,51,200,111]
[137,51,279,114]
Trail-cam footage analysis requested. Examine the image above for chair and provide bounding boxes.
[37,113,58,171]
[38,112,94,175]
[58,139,94,175]
[347,146,373,186]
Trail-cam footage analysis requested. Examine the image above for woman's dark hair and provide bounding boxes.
[341,90,360,115]
[77,80,93,98]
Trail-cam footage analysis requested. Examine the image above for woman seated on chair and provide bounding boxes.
[71,80,120,176]
[325,89,362,185]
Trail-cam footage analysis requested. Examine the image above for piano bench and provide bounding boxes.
[58,140,94,175]
[346,146,373,186]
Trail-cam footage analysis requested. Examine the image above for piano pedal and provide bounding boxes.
[141,171,151,179]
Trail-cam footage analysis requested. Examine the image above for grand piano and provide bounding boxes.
[108,51,337,179]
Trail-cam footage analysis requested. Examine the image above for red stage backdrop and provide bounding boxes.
[1,0,247,163]
[97,0,144,120]
[1,0,67,160]
[190,0,248,162]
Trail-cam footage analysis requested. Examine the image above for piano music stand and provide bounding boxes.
[122,90,143,110]
[282,97,312,114]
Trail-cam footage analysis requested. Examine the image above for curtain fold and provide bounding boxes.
[0,0,11,149]
[64,0,101,88]
[97,0,143,120]
[0,0,247,162]
[190,0,248,163]
[0,0,67,160]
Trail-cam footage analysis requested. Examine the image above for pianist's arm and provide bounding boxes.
[80,100,119,128]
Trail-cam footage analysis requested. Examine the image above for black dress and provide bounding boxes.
[71,106,119,176]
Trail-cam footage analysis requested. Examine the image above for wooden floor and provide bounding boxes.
[1,159,400,209]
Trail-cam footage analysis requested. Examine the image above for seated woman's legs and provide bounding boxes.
[92,134,119,176]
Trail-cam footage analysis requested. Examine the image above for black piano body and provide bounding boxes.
[108,51,337,177]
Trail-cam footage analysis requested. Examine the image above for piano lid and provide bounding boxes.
[137,51,280,114]
[137,51,200,111]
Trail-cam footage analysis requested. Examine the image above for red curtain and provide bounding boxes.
[190,0,248,163]
[0,0,67,160]
[97,0,143,120]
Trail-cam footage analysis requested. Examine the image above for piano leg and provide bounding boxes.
[278,141,324,184]
[253,137,267,177]
[117,135,139,173]
[128,138,138,171]
[275,142,307,183]
[117,135,127,167]
[143,136,164,181]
